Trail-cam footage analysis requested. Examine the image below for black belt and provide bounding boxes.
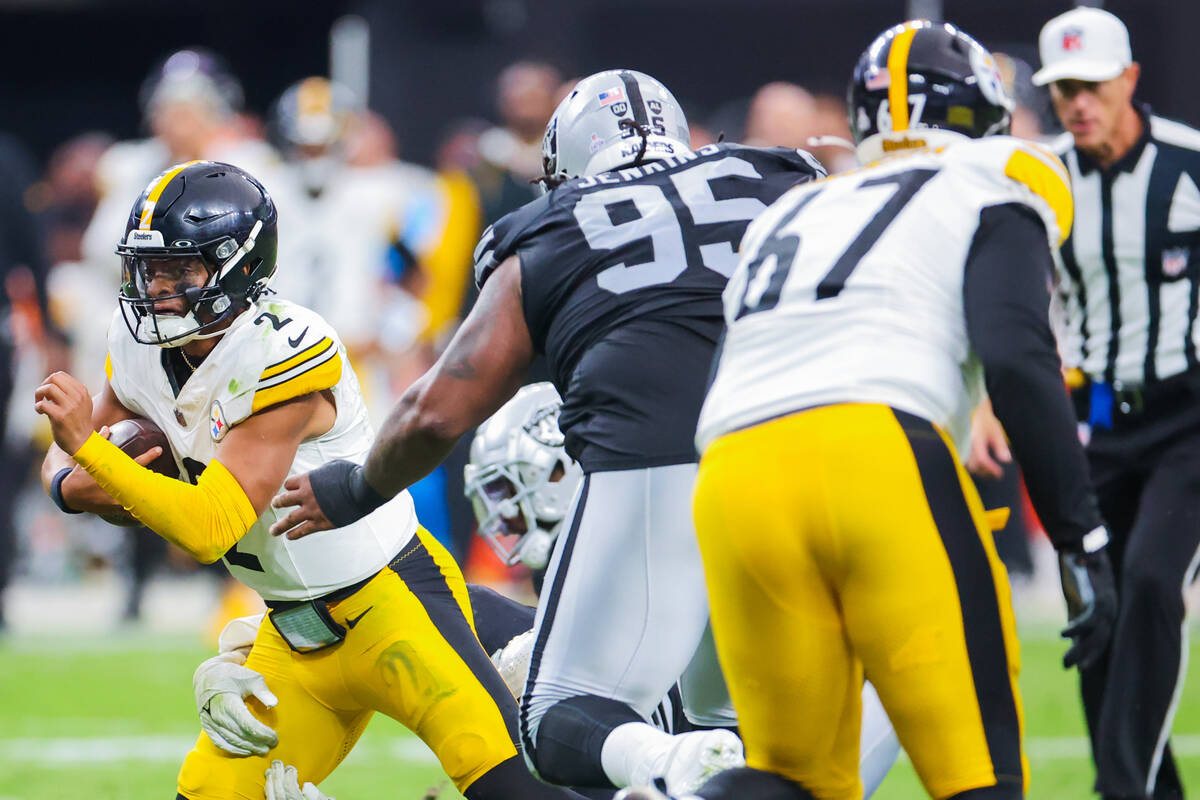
[1075,368,1200,429]
[265,536,421,612]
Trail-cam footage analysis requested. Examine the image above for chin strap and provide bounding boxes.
[618,118,652,167]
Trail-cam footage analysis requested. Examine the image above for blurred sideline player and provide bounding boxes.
[267,77,459,545]
[35,161,587,800]
[622,21,1120,800]
[268,77,443,374]
[268,69,900,796]
[82,48,278,285]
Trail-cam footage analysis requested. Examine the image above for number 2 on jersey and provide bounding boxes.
[736,167,937,316]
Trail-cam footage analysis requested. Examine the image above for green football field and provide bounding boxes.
[1,626,1197,800]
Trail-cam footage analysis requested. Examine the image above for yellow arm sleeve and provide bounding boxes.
[72,432,259,564]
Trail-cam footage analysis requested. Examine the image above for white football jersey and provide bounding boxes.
[697,135,1072,458]
[106,298,417,601]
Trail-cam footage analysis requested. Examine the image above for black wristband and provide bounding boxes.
[49,467,83,514]
[307,459,389,529]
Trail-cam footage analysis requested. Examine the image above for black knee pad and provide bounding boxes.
[694,767,817,800]
[530,695,644,788]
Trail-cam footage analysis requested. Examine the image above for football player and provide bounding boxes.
[620,21,1118,800]
[34,161,588,800]
[269,69,899,796]
[464,381,583,581]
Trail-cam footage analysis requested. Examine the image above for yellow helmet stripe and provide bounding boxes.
[886,24,920,133]
[138,160,204,230]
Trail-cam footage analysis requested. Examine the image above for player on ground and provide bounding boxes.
[267,69,880,796]
[464,382,583,576]
[621,21,1117,800]
[34,161,587,800]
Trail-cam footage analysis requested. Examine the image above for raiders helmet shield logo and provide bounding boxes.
[610,101,628,117]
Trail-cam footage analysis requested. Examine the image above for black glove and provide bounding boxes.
[307,459,389,529]
[1058,537,1117,671]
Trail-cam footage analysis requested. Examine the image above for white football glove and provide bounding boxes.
[195,649,279,756]
[264,760,332,800]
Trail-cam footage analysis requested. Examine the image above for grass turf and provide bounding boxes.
[0,627,1196,799]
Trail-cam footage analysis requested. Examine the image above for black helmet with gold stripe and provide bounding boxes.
[116,161,278,347]
[848,20,1013,163]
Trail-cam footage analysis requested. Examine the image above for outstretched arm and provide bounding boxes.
[270,255,535,538]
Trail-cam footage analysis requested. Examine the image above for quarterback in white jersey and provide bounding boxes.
[36,162,590,800]
[649,21,1117,800]
[102,297,414,599]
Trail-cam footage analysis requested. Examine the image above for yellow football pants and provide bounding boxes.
[693,404,1027,800]
[177,528,519,799]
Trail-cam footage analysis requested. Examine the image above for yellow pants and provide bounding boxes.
[177,528,519,799]
[693,404,1027,800]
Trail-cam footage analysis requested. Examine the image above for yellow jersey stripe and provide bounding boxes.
[887,24,919,133]
[252,349,343,414]
[1004,148,1075,246]
[138,161,203,230]
[260,337,334,381]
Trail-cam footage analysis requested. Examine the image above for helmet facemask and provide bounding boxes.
[117,220,269,347]
[464,395,581,570]
[117,161,279,348]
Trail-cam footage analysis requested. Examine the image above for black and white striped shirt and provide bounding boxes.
[1054,107,1200,386]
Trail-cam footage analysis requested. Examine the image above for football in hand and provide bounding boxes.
[99,418,178,526]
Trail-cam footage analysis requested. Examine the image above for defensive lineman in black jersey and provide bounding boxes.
[473,138,822,472]
[269,69,896,795]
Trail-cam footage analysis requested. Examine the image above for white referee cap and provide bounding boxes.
[1032,7,1133,87]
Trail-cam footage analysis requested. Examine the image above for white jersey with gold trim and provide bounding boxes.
[105,298,417,601]
[697,135,1072,457]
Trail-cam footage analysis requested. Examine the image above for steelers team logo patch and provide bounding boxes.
[210,400,229,442]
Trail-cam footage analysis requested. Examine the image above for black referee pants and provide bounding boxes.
[1082,415,1200,800]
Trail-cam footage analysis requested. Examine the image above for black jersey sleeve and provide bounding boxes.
[963,203,1104,551]
[473,192,554,289]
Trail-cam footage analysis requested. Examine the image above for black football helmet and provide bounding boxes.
[116,161,278,346]
[848,20,1013,163]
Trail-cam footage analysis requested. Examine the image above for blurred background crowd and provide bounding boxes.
[0,0,1194,634]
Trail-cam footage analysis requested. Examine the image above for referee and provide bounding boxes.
[1037,8,1200,799]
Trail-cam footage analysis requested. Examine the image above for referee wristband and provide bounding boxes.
[49,467,83,515]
